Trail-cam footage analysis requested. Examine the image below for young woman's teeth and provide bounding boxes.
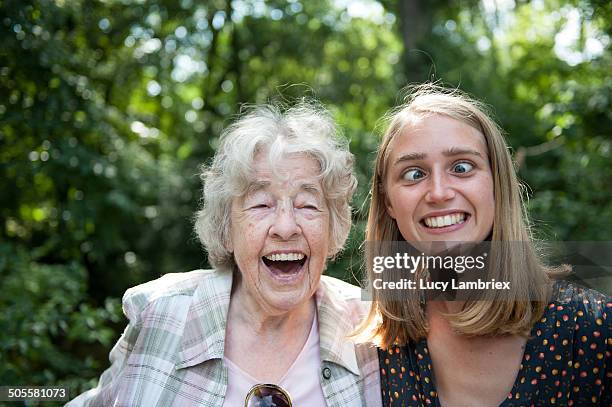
[264,253,305,261]
[424,213,466,228]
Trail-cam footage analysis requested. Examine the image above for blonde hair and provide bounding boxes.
[194,102,357,271]
[360,84,566,348]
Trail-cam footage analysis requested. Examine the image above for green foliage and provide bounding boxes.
[0,243,122,401]
[1,0,609,394]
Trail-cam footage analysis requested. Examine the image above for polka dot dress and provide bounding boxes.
[379,281,611,406]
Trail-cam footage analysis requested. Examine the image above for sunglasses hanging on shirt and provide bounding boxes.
[244,383,292,407]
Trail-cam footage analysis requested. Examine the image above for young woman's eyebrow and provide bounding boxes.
[442,147,483,158]
[394,148,483,166]
[394,152,426,165]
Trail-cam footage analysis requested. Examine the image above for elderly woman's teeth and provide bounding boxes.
[424,213,466,228]
[264,253,305,262]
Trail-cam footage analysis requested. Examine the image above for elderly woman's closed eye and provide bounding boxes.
[67,103,382,407]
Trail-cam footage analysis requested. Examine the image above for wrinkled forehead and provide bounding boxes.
[244,180,324,200]
[244,151,324,196]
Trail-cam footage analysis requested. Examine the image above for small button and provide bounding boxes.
[322,367,331,379]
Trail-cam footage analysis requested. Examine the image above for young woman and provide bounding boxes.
[361,85,610,406]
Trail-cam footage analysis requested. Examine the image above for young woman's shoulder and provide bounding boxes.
[548,280,609,324]
[532,280,610,405]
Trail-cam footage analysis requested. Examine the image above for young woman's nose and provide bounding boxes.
[425,172,455,203]
[269,201,301,240]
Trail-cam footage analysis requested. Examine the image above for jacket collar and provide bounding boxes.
[316,275,361,376]
[175,270,232,369]
[175,270,361,376]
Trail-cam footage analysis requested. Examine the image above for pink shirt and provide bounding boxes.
[222,314,327,406]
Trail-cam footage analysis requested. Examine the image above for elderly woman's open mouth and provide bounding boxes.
[262,251,308,279]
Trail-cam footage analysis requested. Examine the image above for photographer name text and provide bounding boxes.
[372,278,511,291]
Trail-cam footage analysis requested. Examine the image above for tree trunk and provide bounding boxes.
[397,0,434,82]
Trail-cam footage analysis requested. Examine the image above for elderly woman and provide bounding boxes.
[360,85,610,406]
[68,103,381,406]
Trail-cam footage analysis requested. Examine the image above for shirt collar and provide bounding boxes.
[175,270,232,369]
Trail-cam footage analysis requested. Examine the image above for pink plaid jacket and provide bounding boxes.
[67,269,382,406]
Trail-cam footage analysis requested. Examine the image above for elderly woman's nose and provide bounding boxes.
[269,205,301,240]
[425,172,455,203]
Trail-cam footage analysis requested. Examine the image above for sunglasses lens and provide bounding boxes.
[246,385,291,407]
